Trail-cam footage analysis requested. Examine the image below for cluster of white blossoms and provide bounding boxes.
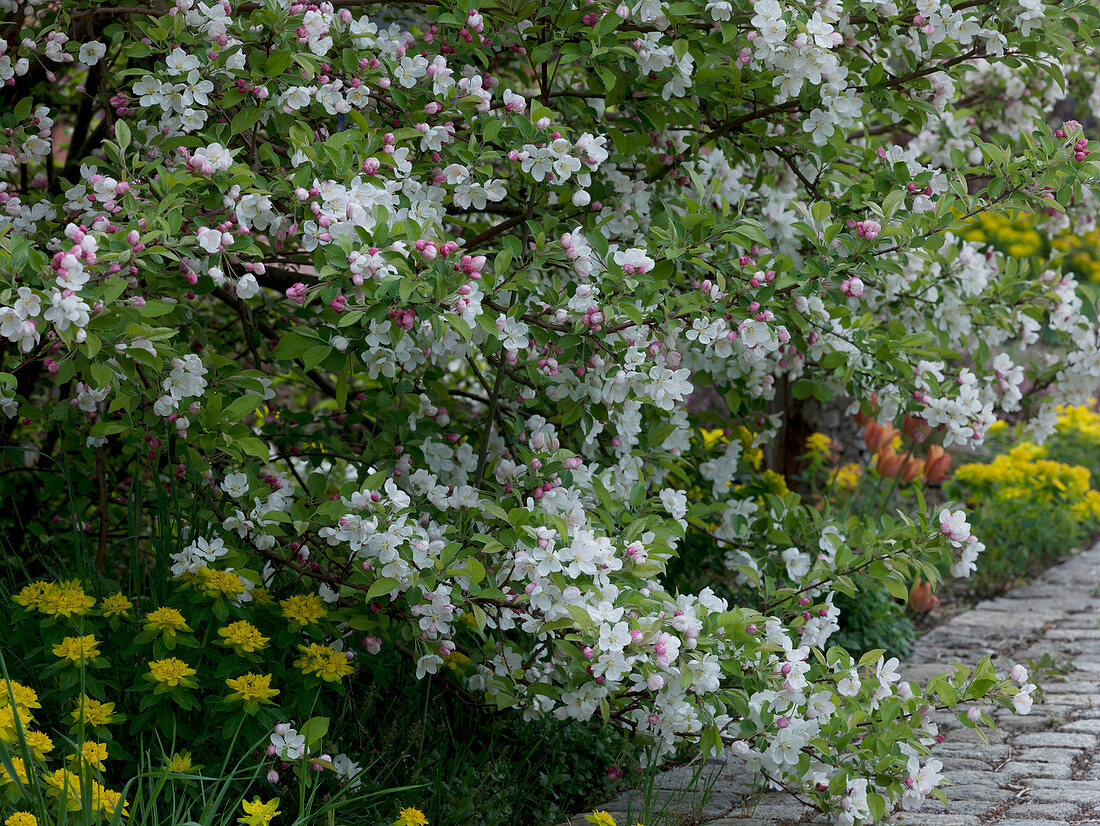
[0,0,1093,821]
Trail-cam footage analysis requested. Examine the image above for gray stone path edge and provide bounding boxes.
[565,541,1100,826]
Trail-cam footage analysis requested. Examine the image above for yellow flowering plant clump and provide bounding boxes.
[98,593,134,627]
[584,813,647,826]
[238,796,281,826]
[218,621,270,657]
[962,208,1100,283]
[14,580,97,621]
[280,595,328,629]
[164,750,201,775]
[50,635,105,669]
[953,442,1100,516]
[962,210,1045,260]
[394,807,429,826]
[225,673,281,711]
[68,696,120,732]
[0,677,130,825]
[293,644,355,684]
[944,403,1100,595]
[142,607,193,641]
[1,572,372,822]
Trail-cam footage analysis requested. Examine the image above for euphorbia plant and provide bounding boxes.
[1,0,1098,821]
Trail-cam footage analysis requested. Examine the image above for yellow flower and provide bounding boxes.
[70,695,116,728]
[194,567,249,600]
[586,814,617,826]
[39,581,96,618]
[44,768,85,810]
[0,704,34,743]
[5,812,37,826]
[249,585,276,606]
[13,581,56,611]
[218,620,269,654]
[294,643,354,682]
[830,462,863,491]
[147,657,197,689]
[0,681,41,711]
[280,593,328,627]
[443,651,471,671]
[94,785,129,819]
[0,756,28,787]
[239,796,281,826]
[226,673,280,706]
[395,807,429,826]
[761,469,789,496]
[165,751,201,773]
[804,432,833,457]
[52,634,101,665]
[71,741,108,772]
[145,606,192,638]
[1056,404,1100,441]
[956,442,1091,506]
[700,428,729,449]
[100,592,133,618]
[23,729,54,759]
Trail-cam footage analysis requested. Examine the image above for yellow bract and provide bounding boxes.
[38,581,96,618]
[805,431,832,457]
[145,606,192,637]
[147,657,197,688]
[70,740,109,772]
[193,567,249,600]
[0,703,34,743]
[70,695,116,728]
[165,751,201,773]
[239,796,281,826]
[280,593,328,627]
[395,807,429,826]
[0,680,40,711]
[0,757,28,787]
[830,462,863,491]
[52,634,101,664]
[22,729,54,759]
[294,643,354,682]
[99,592,133,618]
[218,620,269,654]
[226,673,280,705]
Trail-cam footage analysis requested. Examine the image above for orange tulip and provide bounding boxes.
[909,579,940,613]
[900,456,924,483]
[865,421,900,454]
[876,447,904,478]
[902,415,931,443]
[923,444,951,484]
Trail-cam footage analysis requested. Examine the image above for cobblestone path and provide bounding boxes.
[572,541,1100,826]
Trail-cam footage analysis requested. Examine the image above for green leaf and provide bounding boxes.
[299,717,329,747]
[365,577,399,600]
[235,437,270,460]
[264,51,293,77]
[230,107,264,136]
[221,395,262,421]
[884,576,909,601]
[791,380,815,400]
[115,121,132,151]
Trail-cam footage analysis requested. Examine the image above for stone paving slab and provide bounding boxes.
[561,541,1100,826]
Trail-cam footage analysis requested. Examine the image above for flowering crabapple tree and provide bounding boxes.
[2,0,1099,820]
